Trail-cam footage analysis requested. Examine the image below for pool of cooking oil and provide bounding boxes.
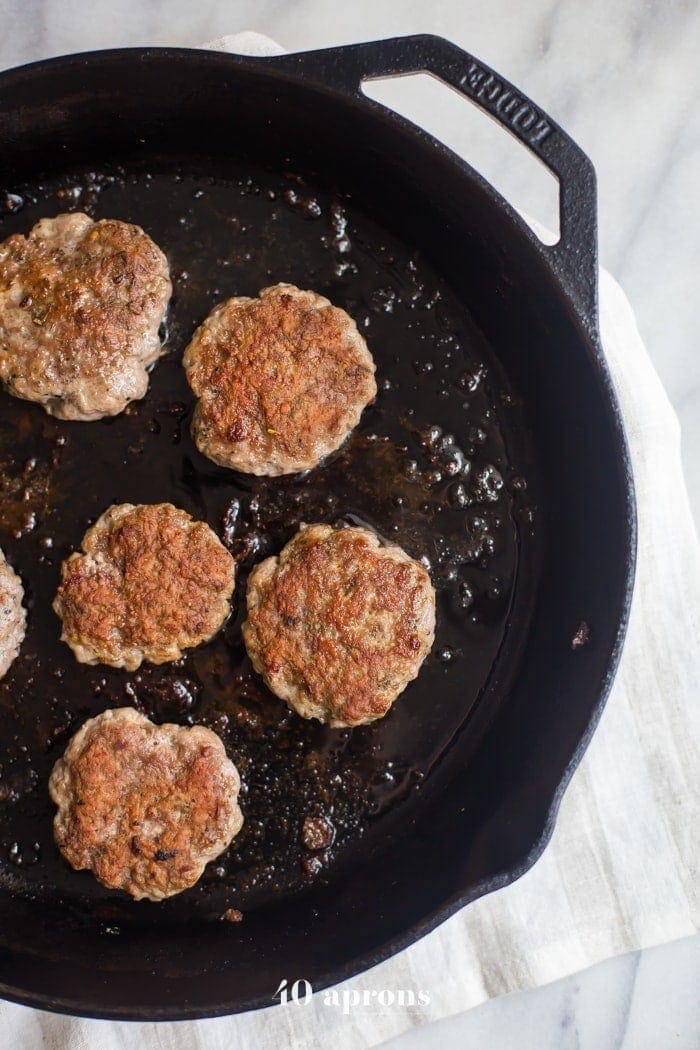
[0,158,534,922]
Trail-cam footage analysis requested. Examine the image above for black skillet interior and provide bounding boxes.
[0,37,635,1018]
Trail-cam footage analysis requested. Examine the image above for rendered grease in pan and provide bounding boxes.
[0,158,533,915]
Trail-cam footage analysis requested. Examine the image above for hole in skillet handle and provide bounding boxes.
[363,72,561,245]
[270,34,600,338]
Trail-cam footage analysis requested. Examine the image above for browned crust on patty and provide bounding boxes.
[0,549,26,679]
[243,524,436,727]
[53,503,235,670]
[183,284,377,475]
[0,213,172,420]
[49,707,244,900]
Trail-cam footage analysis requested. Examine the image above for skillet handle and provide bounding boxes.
[273,34,598,332]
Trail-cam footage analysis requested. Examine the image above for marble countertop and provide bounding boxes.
[0,2,697,1048]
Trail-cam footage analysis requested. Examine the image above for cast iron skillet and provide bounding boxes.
[0,35,635,1019]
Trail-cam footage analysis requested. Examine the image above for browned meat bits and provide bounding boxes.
[183,283,377,475]
[49,707,244,901]
[53,503,235,670]
[243,524,436,728]
[0,213,171,420]
[0,548,25,679]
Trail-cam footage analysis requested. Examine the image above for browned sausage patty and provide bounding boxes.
[53,503,235,670]
[49,707,244,901]
[0,213,171,420]
[243,524,436,727]
[183,283,377,475]
[0,548,25,679]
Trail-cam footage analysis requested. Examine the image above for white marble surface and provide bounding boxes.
[380,936,700,1050]
[0,2,698,1048]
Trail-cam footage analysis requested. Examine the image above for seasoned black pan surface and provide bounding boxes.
[0,158,526,913]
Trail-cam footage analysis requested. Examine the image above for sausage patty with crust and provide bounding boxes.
[0,548,26,679]
[54,503,235,670]
[243,524,436,728]
[0,213,171,420]
[183,283,377,475]
[49,707,244,901]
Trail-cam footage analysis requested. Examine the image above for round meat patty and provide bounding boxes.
[243,524,436,728]
[0,213,172,420]
[0,548,26,679]
[183,283,377,475]
[53,503,235,670]
[49,707,244,901]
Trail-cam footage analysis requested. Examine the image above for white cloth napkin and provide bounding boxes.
[3,32,698,1050]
